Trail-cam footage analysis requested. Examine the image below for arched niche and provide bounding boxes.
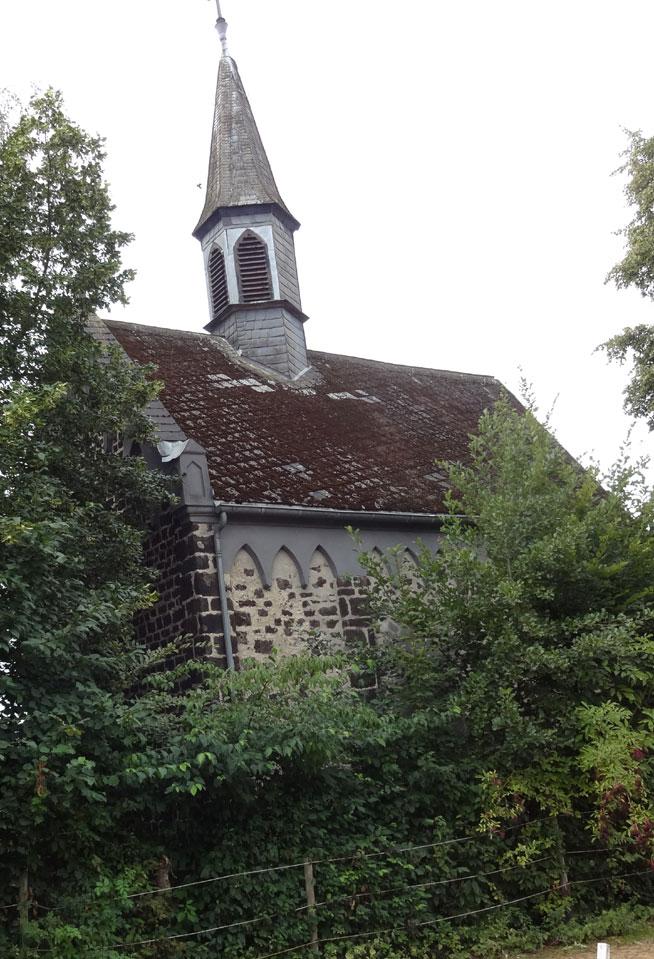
[400,548,422,587]
[272,546,304,590]
[309,545,338,583]
[230,544,266,585]
[402,547,419,567]
[227,546,266,659]
[304,547,343,648]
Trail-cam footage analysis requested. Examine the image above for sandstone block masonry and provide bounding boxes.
[134,514,376,666]
[227,546,372,661]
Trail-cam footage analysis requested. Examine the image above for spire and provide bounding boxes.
[194,2,309,380]
[193,7,298,239]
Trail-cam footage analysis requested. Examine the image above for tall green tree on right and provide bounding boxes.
[361,397,654,859]
[604,130,654,426]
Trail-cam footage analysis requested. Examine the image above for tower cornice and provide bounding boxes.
[204,299,309,335]
[193,202,300,242]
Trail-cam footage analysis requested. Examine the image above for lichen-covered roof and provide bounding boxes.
[195,56,294,236]
[105,319,508,514]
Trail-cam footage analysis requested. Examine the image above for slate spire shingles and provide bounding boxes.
[194,51,296,237]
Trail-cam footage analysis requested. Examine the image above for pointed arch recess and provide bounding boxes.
[209,246,229,318]
[403,547,419,567]
[235,230,273,303]
[230,544,266,586]
[310,545,338,581]
[273,546,305,588]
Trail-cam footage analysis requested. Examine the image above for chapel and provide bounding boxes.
[92,6,509,667]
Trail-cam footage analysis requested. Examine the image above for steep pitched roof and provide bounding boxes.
[194,56,295,237]
[105,320,509,515]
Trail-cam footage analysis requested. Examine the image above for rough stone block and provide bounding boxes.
[203,614,222,632]
[349,596,371,617]
[194,572,217,596]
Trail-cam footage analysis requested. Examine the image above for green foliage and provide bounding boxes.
[603,129,654,427]
[361,397,654,851]
[0,90,170,949]
[15,398,649,958]
[6,384,654,956]
[550,902,654,947]
[0,88,133,383]
[602,325,654,428]
[608,130,654,301]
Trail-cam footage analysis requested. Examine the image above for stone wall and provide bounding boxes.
[226,545,380,662]
[228,546,346,660]
[137,511,425,669]
[135,510,228,664]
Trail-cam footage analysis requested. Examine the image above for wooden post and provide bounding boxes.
[597,944,610,959]
[554,817,570,896]
[303,860,319,954]
[18,868,29,955]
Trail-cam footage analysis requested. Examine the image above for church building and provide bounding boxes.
[92,7,508,668]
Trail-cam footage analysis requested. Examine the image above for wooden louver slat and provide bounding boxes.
[209,247,229,318]
[236,231,273,303]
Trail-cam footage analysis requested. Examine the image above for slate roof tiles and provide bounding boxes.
[105,319,507,514]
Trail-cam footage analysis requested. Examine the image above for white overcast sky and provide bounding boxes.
[3,0,654,477]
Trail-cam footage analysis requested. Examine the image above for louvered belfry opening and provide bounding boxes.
[236,231,273,303]
[209,246,229,318]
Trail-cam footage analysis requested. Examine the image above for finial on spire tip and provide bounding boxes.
[214,0,229,56]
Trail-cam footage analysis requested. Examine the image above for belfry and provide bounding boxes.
[193,5,308,379]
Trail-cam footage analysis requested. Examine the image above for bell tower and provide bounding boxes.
[193,4,309,379]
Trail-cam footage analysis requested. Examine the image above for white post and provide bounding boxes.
[597,944,610,959]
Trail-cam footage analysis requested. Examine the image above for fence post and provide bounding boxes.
[597,944,610,959]
[18,868,29,957]
[303,860,319,954]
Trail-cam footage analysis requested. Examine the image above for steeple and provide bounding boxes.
[194,3,308,379]
[194,50,298,237]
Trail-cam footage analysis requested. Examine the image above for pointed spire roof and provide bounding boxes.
[194,22,298,238]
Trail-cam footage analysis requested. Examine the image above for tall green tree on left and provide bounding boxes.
[0,90,170,950]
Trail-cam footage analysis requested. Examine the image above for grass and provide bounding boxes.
[509,919,654,959]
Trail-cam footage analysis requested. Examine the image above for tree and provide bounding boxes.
[603,130,654,427]
[0,90,170,949]
[361,398,654,861]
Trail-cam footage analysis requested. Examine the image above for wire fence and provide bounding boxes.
[102,867,653,956]
[2,814,647,958]
[0,812,557,915]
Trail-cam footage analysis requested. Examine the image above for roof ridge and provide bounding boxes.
[307,348,500,383]
[103,320,501,384]
[104,319,210,339]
